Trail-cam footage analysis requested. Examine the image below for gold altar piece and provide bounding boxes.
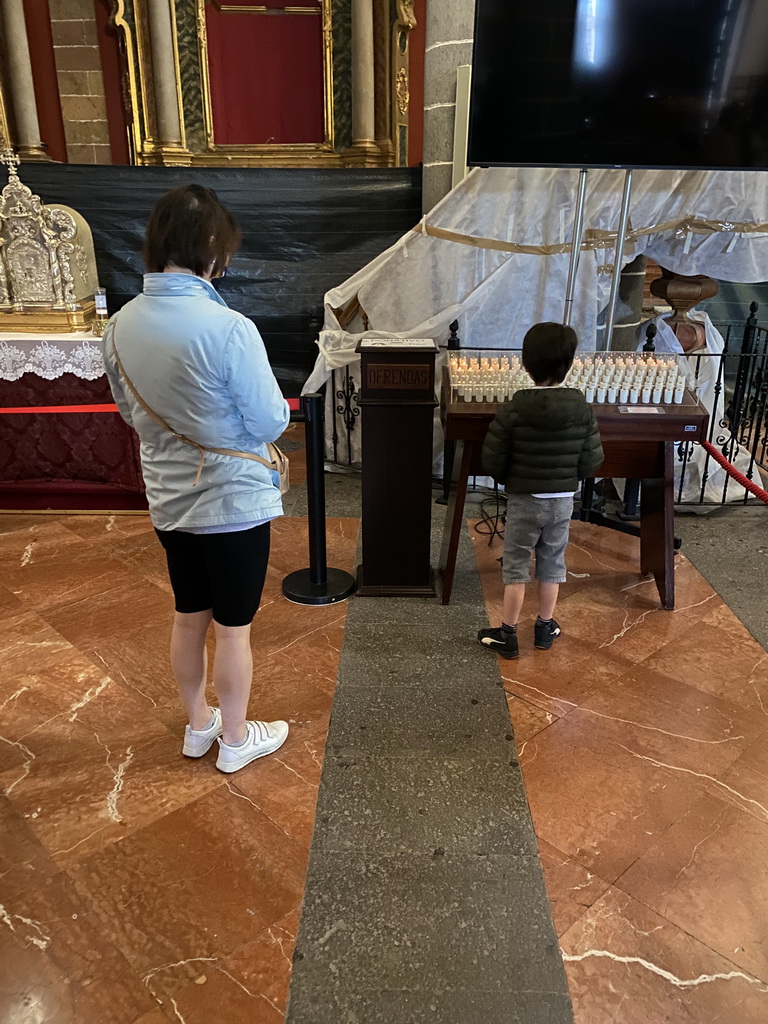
[0,148,100,333]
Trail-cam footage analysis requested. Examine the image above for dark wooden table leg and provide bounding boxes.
[436,438,456,505]
[438,440,474,605]
[640,443,675,609]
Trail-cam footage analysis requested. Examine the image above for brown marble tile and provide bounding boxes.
[42,580,172,649]
[617,794,768,981]
[711,730,768,826]
[271,618,346,698]
[70,785,309,1002]
[702,599,759,643]
[520,712,698,882]
[572,659,764,777]
[554,576,721,665]
[536,838,611,936]
[61,513,153,542]
[505,692,559,746]
[0,868,155,1024]
[233,716,327,847]
[562,887,768,1023]
[0,509,352,1024]
[267,517,358,578]
[86,633,177,715]
[249,652,333,727]
[567,520,641,569]
[218,917,297,1014]
[144,969,282,1024]
[643,616,768,711]
[0,582,23,617]
[0,645,110,776]
[0,514,61,535]
[0,794,59,900]
[103,532,173,594]
[0,609,74,684]
[500,642,624,717]
[0,658,224,866]
[0,521,149,613]
[251,590,349,663]
[132,1008,173,1024]
[286,447,307,487]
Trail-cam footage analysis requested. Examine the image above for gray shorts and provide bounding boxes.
[502,494,573,585]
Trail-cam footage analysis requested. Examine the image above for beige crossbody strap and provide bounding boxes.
[110,326,279,487]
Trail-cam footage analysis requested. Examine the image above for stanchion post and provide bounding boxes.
[282,393,356,606]
[305,393,327,586]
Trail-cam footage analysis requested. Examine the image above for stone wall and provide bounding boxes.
[421,0,474,213]
[48,0,110,163]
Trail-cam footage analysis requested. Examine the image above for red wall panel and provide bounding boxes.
[408,0,426,166]
[94,0,130,164]
[205,7,325,146]
[22,0,67,163]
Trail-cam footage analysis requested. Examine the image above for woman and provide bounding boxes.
[102,184,290,773]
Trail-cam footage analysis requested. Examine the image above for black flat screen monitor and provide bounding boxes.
[468,0,768,170]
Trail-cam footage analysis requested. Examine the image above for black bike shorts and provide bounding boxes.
[155,522,271,627]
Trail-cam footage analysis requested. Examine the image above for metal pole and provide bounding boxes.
[563,168,589,326]
[304,393,328,586]
[603,168,634,349]
[281,393,356,606]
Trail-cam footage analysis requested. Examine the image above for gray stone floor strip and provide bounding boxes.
[285,506,573,1024]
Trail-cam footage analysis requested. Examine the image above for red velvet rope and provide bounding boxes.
[701,440,768,506]
[0,404,119,414]
[0,398,302,415]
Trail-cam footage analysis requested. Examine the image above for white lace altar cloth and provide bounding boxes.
[0,331,104,382]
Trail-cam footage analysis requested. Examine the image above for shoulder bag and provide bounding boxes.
[110,328,289,493]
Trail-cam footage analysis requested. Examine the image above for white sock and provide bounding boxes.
[226,729,249,748]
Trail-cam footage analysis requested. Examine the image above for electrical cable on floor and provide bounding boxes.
[473,485,507,545]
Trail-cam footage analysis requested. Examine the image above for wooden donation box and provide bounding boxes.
[440,352,710,610]
[356,338,439,597]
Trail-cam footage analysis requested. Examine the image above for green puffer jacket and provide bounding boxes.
[482,387,604,493]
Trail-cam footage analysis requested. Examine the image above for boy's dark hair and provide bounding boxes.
[522,322,578,384]
[143,184,241,278]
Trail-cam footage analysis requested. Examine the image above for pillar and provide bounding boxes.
[599,255,648,352]
[422,0,473,213]
[146,0,188,162]
[347,0,379,165]
[1,0,48,160]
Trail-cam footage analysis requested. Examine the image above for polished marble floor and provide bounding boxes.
[3,481,767,1023]
[0,507,357,1024]
[473,521,768,1023]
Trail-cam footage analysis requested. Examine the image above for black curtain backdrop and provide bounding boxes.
[20,165,422,395]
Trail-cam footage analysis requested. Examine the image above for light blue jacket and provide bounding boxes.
[102,273,290,531]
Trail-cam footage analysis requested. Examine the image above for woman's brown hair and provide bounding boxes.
[143,184,241,277]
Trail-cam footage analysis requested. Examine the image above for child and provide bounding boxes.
[477,322,603,659]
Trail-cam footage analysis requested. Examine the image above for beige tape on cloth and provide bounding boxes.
[412,217,768,257]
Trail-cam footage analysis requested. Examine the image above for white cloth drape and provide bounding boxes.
[306,166,768,392]
[0,333,103,381]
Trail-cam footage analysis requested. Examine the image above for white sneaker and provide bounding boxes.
[216,720,289,774]
[182,708,223,758]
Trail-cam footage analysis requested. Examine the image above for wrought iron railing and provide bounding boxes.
[676,303,768,505]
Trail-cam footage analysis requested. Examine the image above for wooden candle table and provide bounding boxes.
[439,364,709,609]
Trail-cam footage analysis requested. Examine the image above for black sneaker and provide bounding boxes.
[477,627,519,660]
[534,617,561,651]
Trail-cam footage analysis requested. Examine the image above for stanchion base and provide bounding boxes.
[282,567,357,606]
